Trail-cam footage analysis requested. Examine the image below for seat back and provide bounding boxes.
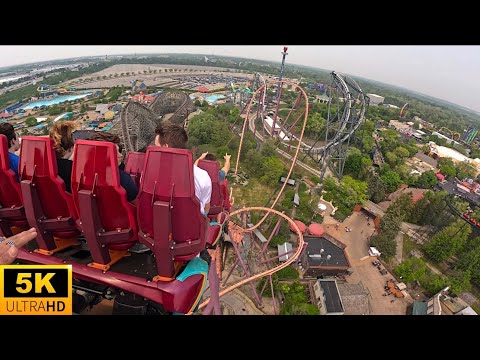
[0,134,22,209]
[0,134,25,236]
[19,136,78,220]
[72,140,138,243]
[137,147,207,259]
[18,136,79,250]
[197,159,223,215]
[125,152,146,188]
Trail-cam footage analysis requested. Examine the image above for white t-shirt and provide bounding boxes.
[193,165,212,215]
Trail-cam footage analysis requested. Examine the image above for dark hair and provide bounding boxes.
[0,123,17,148]
[154,122,188,149]
[89,132,123,152]
[89,132,121,144]
[205,153,217,161]
[50,121,77,158]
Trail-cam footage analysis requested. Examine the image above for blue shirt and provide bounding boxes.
[9,152,19,181]
[219,169,226,182]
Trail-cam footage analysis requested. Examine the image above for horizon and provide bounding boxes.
[1,46,479,114]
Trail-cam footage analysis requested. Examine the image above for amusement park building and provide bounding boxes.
[300,234,351,278]
[312,279,345,315]
[366,93,384,105]
[431,131,461,146]
[428,142,480,174]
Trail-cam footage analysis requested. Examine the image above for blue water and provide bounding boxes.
[204,94,225,104]
[21,93,93,110]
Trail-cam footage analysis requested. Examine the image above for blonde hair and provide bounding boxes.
[49,121,77,158]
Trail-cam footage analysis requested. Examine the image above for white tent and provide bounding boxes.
[318,203,327,211]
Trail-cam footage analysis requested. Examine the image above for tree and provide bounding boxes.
[448,270,471,295]
[381,170,402,193]
[394,257,427,283]
[25,117,37,126]
[425,220,471,262]
[387,193,413,221]
[439,162,456,178]
[344,148,363,175]
[260,157,285,187]
[305,112,325,138]
[367,172,386,203]
[371,232,397,259]
[385,152,399,166]
[416,171,438,188]
[456,160,476,180]
[394,146,410,159]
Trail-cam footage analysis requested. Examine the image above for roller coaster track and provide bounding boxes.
[439,127,461,141]
[198,207,305,312]
[118,91,195,153]
[149,90,195,126]
[445,193,480,228]
[201,75,367,312]
[237,73,368,183]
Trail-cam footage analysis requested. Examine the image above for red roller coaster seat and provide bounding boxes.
[125,152,145,188]
[137,146,209,280]
[19,136,80,253]
[0,134,26,237]
[72,140,138,270]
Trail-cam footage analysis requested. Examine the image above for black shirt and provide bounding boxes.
[57,158,73,193]
[119,169,138,202]
[57,158,137,202]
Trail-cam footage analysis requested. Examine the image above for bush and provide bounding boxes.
[256,274,279,296]
[333,211,347,222]
[270,235,289,247]
[276,266,299,279]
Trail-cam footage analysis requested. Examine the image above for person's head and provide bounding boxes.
[89,132,123,165]
[0,123,19,152]
[154,122,188,149]
[50,121,77,159]
[205,153,217,161]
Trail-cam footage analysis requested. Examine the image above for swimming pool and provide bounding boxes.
[21,93,93,110]
[204,94,226,104]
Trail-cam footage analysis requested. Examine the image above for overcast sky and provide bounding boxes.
[1,45,479,112]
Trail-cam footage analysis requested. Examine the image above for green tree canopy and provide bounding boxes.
[416,171,438,188]
[25,117,37,126]
[381,170,402,193]
[367,172,386,203]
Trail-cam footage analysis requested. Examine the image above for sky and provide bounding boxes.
[1,45,479,113]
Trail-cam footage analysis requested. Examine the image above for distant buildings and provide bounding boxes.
[431,131,461,146]
[367,93,384,106]
[461,125,478,145]
[427,142,480,175]
[389,120,411,132]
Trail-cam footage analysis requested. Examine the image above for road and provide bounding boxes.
[439,179,480,206]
